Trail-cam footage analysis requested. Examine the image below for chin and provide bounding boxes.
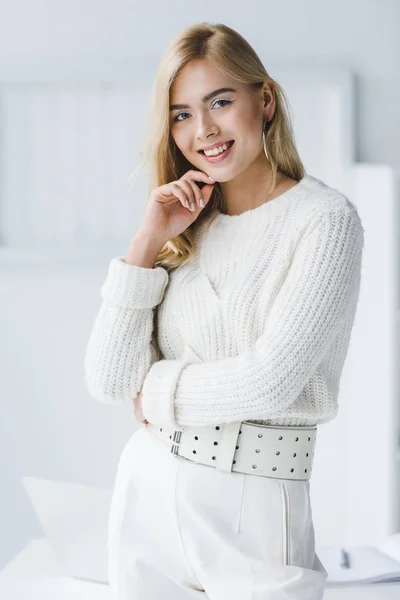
[209,168,241,184]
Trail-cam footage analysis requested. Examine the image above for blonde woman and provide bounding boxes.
[84,22,364,600]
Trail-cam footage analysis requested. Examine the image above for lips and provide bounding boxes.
[199,140,235,154]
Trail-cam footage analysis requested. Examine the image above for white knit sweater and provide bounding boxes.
[84,174,364,431]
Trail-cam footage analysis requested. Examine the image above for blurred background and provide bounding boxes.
[0,0,399,582]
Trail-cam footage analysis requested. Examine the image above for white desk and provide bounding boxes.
[0,540,109,600]
[1,539,400,599]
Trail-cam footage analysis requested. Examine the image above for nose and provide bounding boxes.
[196,112,218,140]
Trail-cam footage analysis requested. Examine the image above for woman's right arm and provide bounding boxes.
[84,169,215,406]
[83,229,168,405]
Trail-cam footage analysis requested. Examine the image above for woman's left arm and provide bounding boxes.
[141,205,365,430]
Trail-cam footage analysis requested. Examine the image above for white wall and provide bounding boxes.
[1,0,399,571]
[0,0,398,174]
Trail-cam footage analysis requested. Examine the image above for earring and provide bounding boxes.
[263,119,269,161]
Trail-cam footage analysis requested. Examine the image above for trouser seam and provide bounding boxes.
[279,482,291,566]
[236,473,247,536]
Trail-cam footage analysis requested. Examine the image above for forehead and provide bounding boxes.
[170,59,243,101]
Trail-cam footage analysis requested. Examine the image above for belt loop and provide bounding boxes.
[170,429,182,456]
[215,421,242,472]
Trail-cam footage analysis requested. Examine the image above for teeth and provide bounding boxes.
[204,142,230,156]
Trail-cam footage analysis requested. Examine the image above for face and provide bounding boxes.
[169,59,275,182]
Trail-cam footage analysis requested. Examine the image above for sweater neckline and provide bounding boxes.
[210,173,310,225]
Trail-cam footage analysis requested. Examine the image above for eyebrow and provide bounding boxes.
[169,87,237,111]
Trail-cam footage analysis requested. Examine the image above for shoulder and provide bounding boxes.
[300,174,358,212]
[297,174,364,236]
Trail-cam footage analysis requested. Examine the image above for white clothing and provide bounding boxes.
[84,173,364,431]
[85,173,364,599]
[107,425,328,599]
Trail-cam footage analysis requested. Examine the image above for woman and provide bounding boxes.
[84,22,364,599]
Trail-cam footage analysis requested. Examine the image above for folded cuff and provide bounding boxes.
[141,359,190,430]
[100,256,169,308]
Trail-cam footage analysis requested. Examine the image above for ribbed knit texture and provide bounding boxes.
[84,174,364,431]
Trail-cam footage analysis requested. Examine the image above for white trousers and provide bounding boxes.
[107,424,328,599]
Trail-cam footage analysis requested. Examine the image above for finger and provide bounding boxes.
[179,179,197,211]
[198,182,215,205]
[159,184,174,197]
[168,182,192,211]
[186,170,215,185]
[158,184,188,210]
[186,178,205,208]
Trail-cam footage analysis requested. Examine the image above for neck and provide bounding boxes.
[219,152,284,216]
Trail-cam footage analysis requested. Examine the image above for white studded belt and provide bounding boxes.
[146,421,317,480]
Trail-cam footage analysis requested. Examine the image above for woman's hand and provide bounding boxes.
[134,390,149,426]
[140,170,215,243]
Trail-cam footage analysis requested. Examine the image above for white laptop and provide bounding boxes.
[22,476,112,584]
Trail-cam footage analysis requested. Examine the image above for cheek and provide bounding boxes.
[229,111,260,141]
[172,130,192,155]
[241,113,261,134]
[241,120,264,154]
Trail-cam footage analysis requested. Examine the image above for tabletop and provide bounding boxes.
[1,539,400,599]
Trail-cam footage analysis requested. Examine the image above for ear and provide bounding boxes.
[263,83,276,121]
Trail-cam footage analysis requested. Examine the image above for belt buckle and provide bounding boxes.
[170,429,182,456]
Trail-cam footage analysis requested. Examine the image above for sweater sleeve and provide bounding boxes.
[84,256,169,405]
[141,206,364,429]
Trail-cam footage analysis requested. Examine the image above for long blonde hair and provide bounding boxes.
[130,22,305,272]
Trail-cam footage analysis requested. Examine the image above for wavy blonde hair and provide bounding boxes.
[129,22,305,272]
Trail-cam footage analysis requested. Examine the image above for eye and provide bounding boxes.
[173,99,232,123]
[173,111,190,123]
[212,99,232,109]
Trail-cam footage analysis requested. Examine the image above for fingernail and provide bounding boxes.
[208,176,215,182]
[199,198,205,207]
[190,202,195,211]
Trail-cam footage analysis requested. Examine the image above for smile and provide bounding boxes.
[199,140,235,163]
